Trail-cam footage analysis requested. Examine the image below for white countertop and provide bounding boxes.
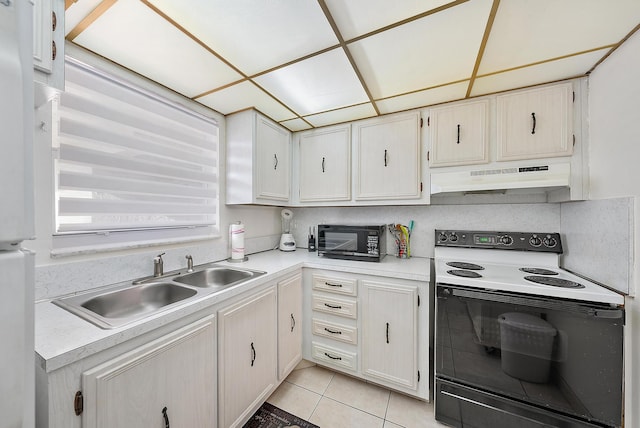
[35,250,430,372]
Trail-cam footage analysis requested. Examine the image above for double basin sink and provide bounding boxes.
[53,265,266,329]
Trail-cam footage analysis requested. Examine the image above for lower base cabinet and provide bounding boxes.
[81,315,217,428]
[278,273,303,380]
[361,280,418,390]
[218,286,278,428]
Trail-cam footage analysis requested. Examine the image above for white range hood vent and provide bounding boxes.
[431,163,571,195]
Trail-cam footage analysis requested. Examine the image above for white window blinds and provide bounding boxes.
[53,59,219,252]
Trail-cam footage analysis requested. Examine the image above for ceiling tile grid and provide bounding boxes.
[65,0,640,131]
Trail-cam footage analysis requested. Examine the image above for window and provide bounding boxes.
[52,58,219,255]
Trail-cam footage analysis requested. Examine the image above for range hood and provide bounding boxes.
[430,162,571,195]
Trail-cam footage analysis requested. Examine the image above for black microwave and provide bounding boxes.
[317,225,386,262]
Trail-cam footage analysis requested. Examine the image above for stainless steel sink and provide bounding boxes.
[53,282,197,329]
[173,266,266,288]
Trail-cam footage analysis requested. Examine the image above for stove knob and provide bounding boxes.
[449,233,458,242]
[500,235,513,245]
[529,235,542,247]
[543,235,558,248]
[438,232,448,242]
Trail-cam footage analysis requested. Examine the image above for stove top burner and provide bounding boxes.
[447,269,483,278]
[524,275,585,288]
[447,262,484,270]
[520,267,558,275]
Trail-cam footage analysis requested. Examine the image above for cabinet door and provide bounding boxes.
[219,287,277,428]
[81,316,216,428]
[278,273,303,379]
[497,83,573,161]
[355,112,421,200]
[429,100,489,167]
[299,125,351,202]
[361,281,418,390]
[256,115,290,201]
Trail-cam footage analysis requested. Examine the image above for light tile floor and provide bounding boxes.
[267,363,449,428]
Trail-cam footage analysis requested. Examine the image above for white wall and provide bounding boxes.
[588,29,640,428]
[30,45,281,300]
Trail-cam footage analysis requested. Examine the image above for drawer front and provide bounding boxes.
[312,342,357,371]
[312,318,357,345]
[312,274,357,296]
[312,294,357,319]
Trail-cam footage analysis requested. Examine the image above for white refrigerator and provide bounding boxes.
[1,1,36,427]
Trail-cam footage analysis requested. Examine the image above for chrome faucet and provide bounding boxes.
[154,253,165,277]
[186,254,194,272]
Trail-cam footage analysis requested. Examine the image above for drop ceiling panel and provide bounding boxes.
[65,0,103,35]
[324,0,452,40]
[147,0,338,76]
[72,0,242,98]
[279,118,312,132]
[254,48,369,116]
[471,49,609,96]
[197,81,295,122]
[304,103,377,128]
[348,0,493,99]
[479,0,640,74]
[377,81,469,114]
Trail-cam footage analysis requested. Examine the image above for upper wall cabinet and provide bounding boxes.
[428,99,489,167]
[33,0,64,91]
[227,109,291,205]
[496,82,573,161]
[298,124,351,203]
[354,112,422,201]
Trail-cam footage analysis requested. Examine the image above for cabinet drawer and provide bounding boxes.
[312,294,357,319]
[312,274,357,296]
[312,342,357,372]
[312,318,357,345]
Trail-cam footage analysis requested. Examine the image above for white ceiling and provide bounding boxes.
[66,0,640,132]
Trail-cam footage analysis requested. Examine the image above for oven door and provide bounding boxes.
[436,284,624,427]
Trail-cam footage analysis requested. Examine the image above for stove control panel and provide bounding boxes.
[436,230,563,253]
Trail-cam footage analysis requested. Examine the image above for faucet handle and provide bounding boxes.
[154,253,165,277]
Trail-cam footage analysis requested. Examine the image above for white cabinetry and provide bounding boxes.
[354,112,422,200]
[496,82,573,161]
[81,316,216,428]
[302,269,429,399]
[361,280,418,390]
[218,286,277,428]
[227,109,291,205]
[33,0,64,91]
[429,100,489,167]
[278,273,303,380]
[298,124,351,202]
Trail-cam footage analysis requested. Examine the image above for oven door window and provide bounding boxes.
[436,285,624,427]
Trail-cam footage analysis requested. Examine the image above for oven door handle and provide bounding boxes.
[438,285,624,321]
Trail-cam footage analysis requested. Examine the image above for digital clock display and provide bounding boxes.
[475,235,495,244]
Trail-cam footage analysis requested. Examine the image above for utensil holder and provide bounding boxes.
[395,238,410,259]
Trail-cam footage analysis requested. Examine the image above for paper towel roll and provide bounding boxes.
[230,222,245,260]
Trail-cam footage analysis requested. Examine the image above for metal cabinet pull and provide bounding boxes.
[325,282,342,288]
[162,406,170,428]
[457,124,461,144]
[273,153,278,170]
[0,1,12,7]
[531,112,536,134]
[384,149,388,167]
[322,157,325,173]
[324,327,342,335]
[251,342,256,366]
[324,303,342,309]
[291,313,295,332]
[324,352,342,360]
[386,322,390,344]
